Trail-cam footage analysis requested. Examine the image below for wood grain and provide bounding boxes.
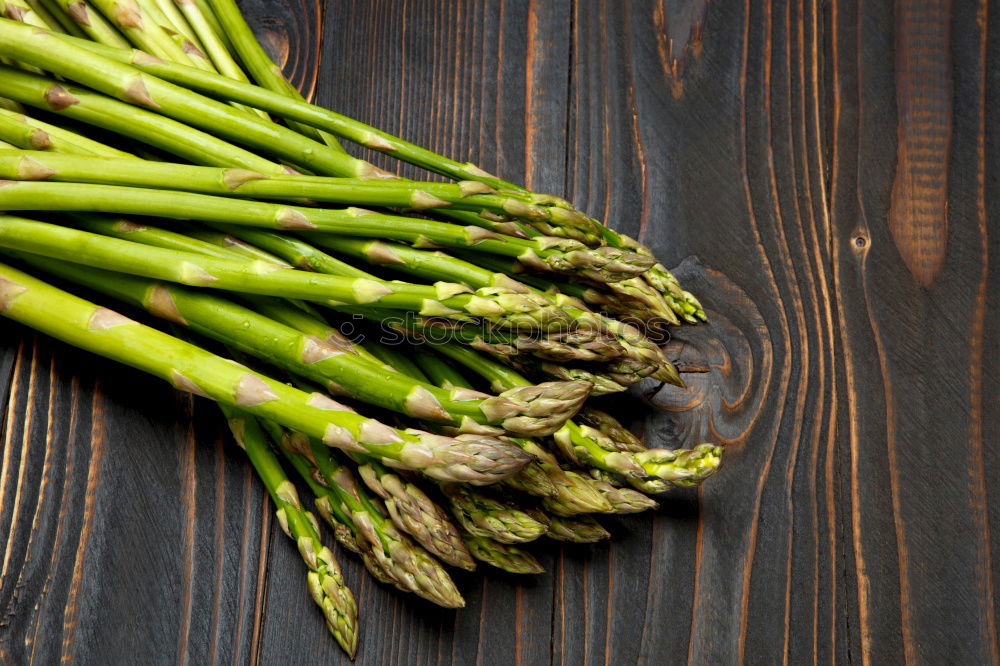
[0,1,996,664]
[889,0,952,287]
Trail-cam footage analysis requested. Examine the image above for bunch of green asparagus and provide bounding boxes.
[0,4,720,657]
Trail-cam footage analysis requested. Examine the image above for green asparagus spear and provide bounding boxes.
[441,484,549,545]
[203,0,344,150]
[0,66,280,171]
[219,406,358,656]
[577,407,645,452]
[28,0,88,36]
[0,216,583,334]
[430,340,721,489]
[275,432,398,586]
[0,113,52,150]
[48,0,130,46]
[586,477,660,514]
[0,258,532,481]
[87,0,198,65]
[545,515,610,543]
[0,109,137,157]
[0,20,375,176]
[286,429,465,608]
[462,535,544,574]
[0,149,578,222]
[353,457,474,570]
[15,250,590,437]
[408,346,560,500]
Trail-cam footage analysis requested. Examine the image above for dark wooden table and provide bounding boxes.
[1,1,996,663]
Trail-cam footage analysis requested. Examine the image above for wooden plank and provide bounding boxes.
[829,0,999,663]
[561,3,841,665]
[0,330,268,665]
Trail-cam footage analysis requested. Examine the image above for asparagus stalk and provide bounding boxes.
[528,446,613,516]
[283,429,465,608]
[452,249,678,324]
[604,276,680,325]
[275,432,397,585]
[201,0,344,150]
[307,236,619,330]
[153,0,198,44]
[173,0,241,76]
[540,469,614,517]
[70,212,280,261]
[0,217,585,334]
[462,535,544,575]
[29,0,88,36]
[183,227,300,265]
[77,222,359,361]
[441,484,549,545]
[545,515,610,543]
[635,259,706,322]
[632,445,724,488]
[409,347,560,500]
[191,0,223,44]
[577,407,645,452]
[495,448,559,499]
[66,215,343,346]
[586,477,660,514]
[0,149,572,222]
[196,225,377,280]
[281,443,465,607]
[87,0,197,65]
[279,444,400,586]
[308,236,679,382]
[552,420,649,479]
[1,0,59,30]
[0,109,137,157]
[0,113,52,150]
[219,406,358,656]
[0,66,281,171]
[0,168,648,282]
[48,0,130,46]
[0,258,532,481]
[557,417,719,491]
[16,250,590,437]
[43,19,707,312]
[523,363,628,396]
[0,20,375,176]
[430,340,722,489]
[353,456,475,570]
